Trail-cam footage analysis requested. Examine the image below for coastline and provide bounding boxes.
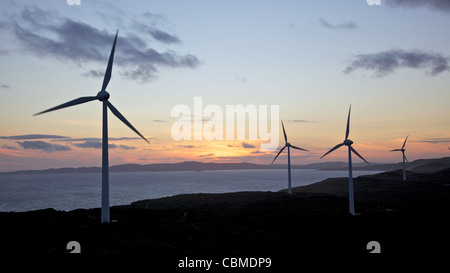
[0,168,381,212]
[1,167,449,260]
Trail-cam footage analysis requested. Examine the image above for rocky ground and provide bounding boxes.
[1,168,449,268]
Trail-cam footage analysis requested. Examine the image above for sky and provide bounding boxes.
[0,0,449,171]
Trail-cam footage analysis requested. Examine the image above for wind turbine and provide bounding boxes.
[320,105,369,215]
[390,134,408,181]
[271,120,308,194]
[34,30,149,223]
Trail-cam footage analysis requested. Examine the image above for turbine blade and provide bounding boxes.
[320,143,344,159]
[345,105,351,140]
[350,146,369,164]
[101,30,119,91]
[290,145,309,152]
[107,101,149,144]
[390,149,401,152]
[271,145,286,164]
[402,134,409,149]
[33,96,97,116]
[403,152,408,163]
[281,120,287,143]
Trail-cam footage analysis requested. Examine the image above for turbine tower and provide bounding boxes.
[271,120,308,194]
[390,134,408,181]
[34,31,149,223]
[320,105,369,215]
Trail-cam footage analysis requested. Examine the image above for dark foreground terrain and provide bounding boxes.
[1,168,450,268]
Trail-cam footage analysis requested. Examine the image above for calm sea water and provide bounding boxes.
[0,169,380,212]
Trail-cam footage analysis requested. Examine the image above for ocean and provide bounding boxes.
[0,169,381,212]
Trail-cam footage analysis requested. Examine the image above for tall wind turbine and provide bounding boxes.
[390,134,408,181]
[271,120,308,194]
[320,106,369,215]
[34,30,149,223]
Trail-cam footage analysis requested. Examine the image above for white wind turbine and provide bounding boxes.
[390,134,408,181]
[34,30,149,223]
[320,105,369,215]
[271,120,308,194]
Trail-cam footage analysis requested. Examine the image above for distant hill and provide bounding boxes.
[350,157,450,173]
[1,157,449,175]
[0,162,270,175]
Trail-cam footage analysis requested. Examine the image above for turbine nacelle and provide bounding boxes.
[97,90,110,101]
[343,139,353,146]
[389,134,408,157]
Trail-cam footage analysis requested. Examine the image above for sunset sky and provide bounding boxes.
[0,0,449,171]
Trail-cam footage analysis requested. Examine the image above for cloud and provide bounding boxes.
[152,119,165,122]
[115,144,136,150]
[177,145,195,149]
[81,69,104,78]
[235,75,247,83]
[130,13,182,45]
[72,141,135,150]
[110,137,146,141]
[72,141,103,149]
[318,18,358,30]
[0,134,70,140]
[148,27,181,44]
[412,138,450,143]
[344,49,450,77]
[386,0,450,13]
[2,144,18,150]
[1,134,142,151]
[4,6,200,83]
[16,140,71,152]
[51,137,144,142]
[242,142,256,149]
[287,120,315,123]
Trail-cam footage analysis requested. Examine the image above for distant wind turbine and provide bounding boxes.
[390,135,408,181]
[34,30,149,223]
[271,120,308,194]
[320,105,369,215]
